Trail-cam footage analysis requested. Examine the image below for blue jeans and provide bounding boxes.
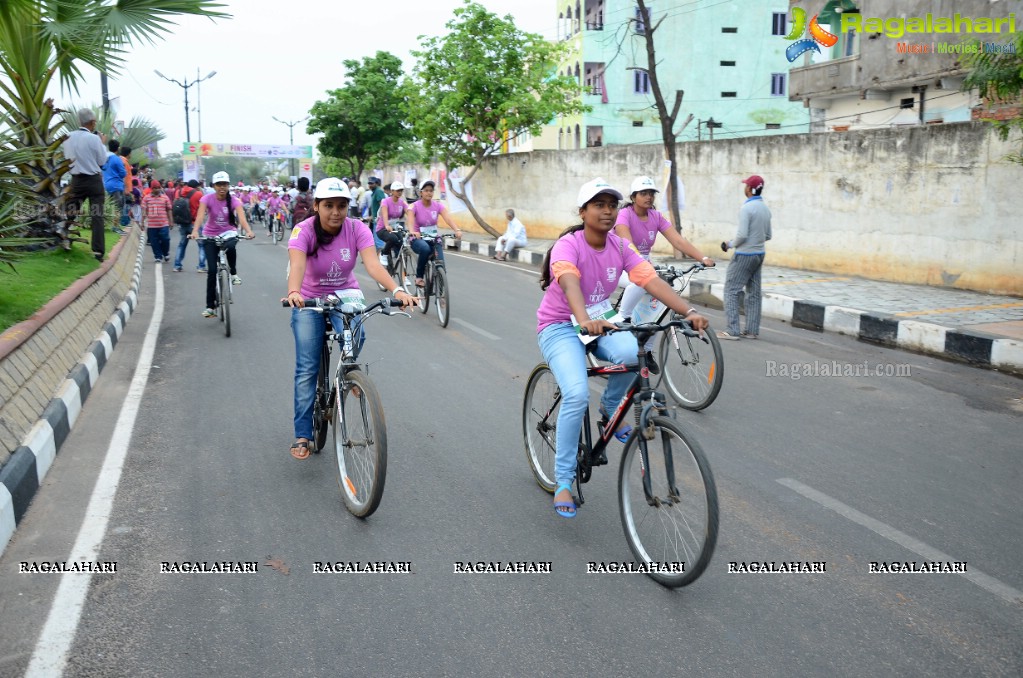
[173,223,207,269]
[147,226,170,260]
[291,307,366,440]
[411,237,443,278]
[538,322,639,486]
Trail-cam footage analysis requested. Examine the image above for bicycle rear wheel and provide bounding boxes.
[416,265,430,313]
[522,364,559,493]
[333,368,387,517]
[312,346,331,453]
[658,318,723,411]
[434,266,450,328]
[618,415,718,587]
[219,267,231,337]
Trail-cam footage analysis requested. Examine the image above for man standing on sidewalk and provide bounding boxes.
[63,108,109,262]
[102,138,126,236]
[719,175,772,340]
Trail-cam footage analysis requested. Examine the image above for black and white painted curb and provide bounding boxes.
[0,236,146,555]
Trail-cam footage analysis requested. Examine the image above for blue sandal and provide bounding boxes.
[599,407,633,443]
[554,482,577,519]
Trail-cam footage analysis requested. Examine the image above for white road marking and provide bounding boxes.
[777,477,1023,606]
[453,318,501,340]
[25,268,165,677]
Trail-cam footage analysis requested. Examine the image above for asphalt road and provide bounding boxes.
[1,233,1021,677]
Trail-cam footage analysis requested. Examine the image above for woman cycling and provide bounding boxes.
[614,176,715,373]
[284,178,416,460]
[405,180,463,286]
[537,178,709,519]
[375,181,409,271]
[190,171,255,318]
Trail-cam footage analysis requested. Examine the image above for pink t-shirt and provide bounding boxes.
[199,193,243,237]
[288,216,375,298]
[615,205,671,257]
[376,196,408,228]
[267,196,283,214]
[536,230,646,333]
[409,200,446,233]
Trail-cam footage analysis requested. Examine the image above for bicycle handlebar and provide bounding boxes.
[580,317,701,338]
[653,262,705,283]
[281,297,404,314]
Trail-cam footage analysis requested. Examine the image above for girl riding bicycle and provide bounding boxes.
[191,171,255,318]
[614,176,715,373]
[375,182,409,270]
[537,178,709,518]
[284,178,416,460]
[405,180,463,286]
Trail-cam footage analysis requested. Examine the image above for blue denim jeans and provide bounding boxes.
[173,223,207,269]
[291,307,365,440]
[538,322,639,486]
[411,237,443,278]
[147,226,170,260]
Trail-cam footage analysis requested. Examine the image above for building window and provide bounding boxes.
[720,60,736,67]
[632,120,644,127]
[721,91,737,98]
[770,73,786,96]
[634,5,649,35]
[765,123,781,130]
[633,70,649,94]
[721,27,737,33]
[900,97,915,109]
[771,12,787,36]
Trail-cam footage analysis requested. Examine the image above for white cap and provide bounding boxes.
[629,176,659,195]
[576,178,623,207]
[313,177,352,200]
[389,181,405,192]
[211,171,230,184]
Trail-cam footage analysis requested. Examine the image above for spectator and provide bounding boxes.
[62,108,108,262]
[291,177,313,225]
[171,180,202,272]
[102,138,126,236]
[118,146,133,229]
[141,179,172,263]
[493,208,527,261]
[719,175,772,340]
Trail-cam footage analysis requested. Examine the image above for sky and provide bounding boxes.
[65,0,558,158]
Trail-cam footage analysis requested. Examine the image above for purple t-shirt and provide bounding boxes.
[199,193,243,237]
[409,200,446,233]
[376,196,408,229]
[536,230,646,333]
[615,205,671,257]
[288,216,375,299]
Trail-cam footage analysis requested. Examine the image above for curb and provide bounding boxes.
[457,238,1022,376]
[0,235,146,556]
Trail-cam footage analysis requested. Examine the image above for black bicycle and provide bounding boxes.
[284,294,409,517]
[197,234,247,338]
[412,231,453,328]
[523,320,719,588]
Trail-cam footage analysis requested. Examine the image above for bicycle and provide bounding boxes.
[411,231,454,328]
[387,226,416,297]
[197,233,248,338]
[283,294,409,517]
[270,211,286,244]
[522,319,719,588]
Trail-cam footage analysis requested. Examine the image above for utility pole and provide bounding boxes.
[154,70,217,144]
[272,116,309,180]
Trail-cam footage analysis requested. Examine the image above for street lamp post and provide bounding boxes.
[272,115,309,181]
[154,69,217,144]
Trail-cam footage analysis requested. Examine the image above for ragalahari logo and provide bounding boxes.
[783,6,838,62]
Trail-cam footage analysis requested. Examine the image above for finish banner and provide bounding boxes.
[182,143,313,159]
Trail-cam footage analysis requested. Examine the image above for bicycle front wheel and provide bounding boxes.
[659,319,724,411]
[333,369,387,517]
[219,268,231,337]
[312,346,331,453]
[416,265,430,314]
[618,416,718,588]
[434,266,450,328]
[522,364,559,493]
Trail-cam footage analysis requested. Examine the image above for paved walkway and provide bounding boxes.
[453,232,1023,374]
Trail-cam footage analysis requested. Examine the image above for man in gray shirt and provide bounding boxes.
[63,108,109,261]
[719,174,772,340]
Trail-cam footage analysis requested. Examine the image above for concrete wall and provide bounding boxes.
[386,121,1021,296]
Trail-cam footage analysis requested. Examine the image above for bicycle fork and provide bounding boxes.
[635,392,681,507]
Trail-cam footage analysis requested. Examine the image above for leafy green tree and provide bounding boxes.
[307,51,411,181]
[404,0,584,236]
[0,0,228,250]
[963,32,1023,164]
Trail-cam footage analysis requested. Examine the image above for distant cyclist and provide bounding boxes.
[190,171,255,318]
[266,189,289,236]
[375,181,409,271]
[405,180,462,286]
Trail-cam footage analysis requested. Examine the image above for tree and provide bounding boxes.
[963,32,1023,165]
[59,106,166,164]
[307,51,410,181]
[0,0,228,250]
[404,0,584,236]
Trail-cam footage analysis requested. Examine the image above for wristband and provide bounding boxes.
[684,308,698,316]
[288,290,300,296]
[391,288,403,297]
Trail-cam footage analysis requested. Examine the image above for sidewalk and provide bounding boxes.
[454,233,1023,376]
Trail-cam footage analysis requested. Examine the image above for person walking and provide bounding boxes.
[141,180,173,263]
[62,108,109,262]
[719,175,772,340]
[102,138,127,236]
[171,180,201,271]
[493,208,527,261]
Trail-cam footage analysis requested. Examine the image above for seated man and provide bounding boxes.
[493,208,527,261]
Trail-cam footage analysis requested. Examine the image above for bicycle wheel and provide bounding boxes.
[333,368,387,517]
[312,346,331,453]
[396,250,415,296]
[521,364,559,493]
[417,265,430,314]
[219,267,231,337]
[434,266,450,328]
[618,415,718,588]
[658,318,724,411]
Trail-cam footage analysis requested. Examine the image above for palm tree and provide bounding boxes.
[0,0,228,250]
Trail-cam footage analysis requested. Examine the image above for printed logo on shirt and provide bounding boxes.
[290,226,302,240]
[606,267,618,283]
[648,230,655,243]
[340,248,351,262]
[325,261,347,286]
[590,280,607,303]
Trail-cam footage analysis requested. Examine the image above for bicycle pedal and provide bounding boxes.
[588,449,608,466]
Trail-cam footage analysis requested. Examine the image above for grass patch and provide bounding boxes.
[0,234,122,331]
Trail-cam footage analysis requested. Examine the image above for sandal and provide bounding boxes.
[599,407,633,443]
[554,482,577,519]
[415,278,425,287]
[290,439,311,460]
